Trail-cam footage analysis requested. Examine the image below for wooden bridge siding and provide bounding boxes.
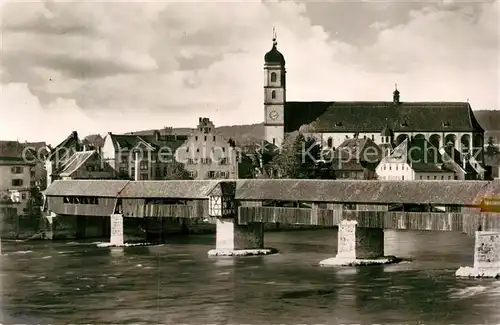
[121,198,205,219]
[237,207,498,232]
[47,197,116,216]
[462,212,500,236]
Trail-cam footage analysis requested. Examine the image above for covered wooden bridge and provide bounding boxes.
[43,179,500,236]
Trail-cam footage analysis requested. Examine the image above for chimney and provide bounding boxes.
[134,151,140,181]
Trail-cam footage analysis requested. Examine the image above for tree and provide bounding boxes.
[164,162,193,180]
[24,185,43,218]
[271,132,332,179]
[486,136,499,156]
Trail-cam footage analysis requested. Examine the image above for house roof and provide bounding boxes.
[334,138,382,162]
[0,156,36,166]
[43,180,129,197]
[384,137,455,173]
[57,151,96,177]
[441,145,479,176]
[117,180,220,199]
[48,131,81,161]
[83,134,105,148]
[0,140,41,165]
[235,179,489,205]
[284,101,484,133]
[108,133,188,153]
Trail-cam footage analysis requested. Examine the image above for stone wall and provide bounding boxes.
[234,223,264,250]
[336,220,384,260]
[474,231,500,269]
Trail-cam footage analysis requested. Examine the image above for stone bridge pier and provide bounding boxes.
[319,220,396,266]
[456,231,500,278]
[207,218,277,256]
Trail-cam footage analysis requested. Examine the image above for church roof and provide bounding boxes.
[284,101,484,133]
[264,44,285,66]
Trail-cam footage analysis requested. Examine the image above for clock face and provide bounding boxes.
[269,110,279,120]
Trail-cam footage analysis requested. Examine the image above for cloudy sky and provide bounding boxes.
[0,0,498,145]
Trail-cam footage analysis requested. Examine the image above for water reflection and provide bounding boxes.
[0,229,499,324]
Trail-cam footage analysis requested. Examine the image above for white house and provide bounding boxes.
[376,137,455,181]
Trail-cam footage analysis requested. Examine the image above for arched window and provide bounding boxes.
[271,90,276,99]
[327,137,333,148]
[270,72,277,82]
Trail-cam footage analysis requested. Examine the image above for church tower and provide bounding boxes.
[264,28,286,148]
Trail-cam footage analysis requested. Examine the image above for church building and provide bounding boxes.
[263,34,485,162]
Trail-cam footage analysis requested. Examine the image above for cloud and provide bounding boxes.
[0,0,498,145]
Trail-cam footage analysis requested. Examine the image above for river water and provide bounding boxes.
[1,229,499,325]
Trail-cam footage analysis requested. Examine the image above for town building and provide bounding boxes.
[45,131,82,187]
[439,144,484,180]
[175,118,239,180]
[376,137,455,181]
[0,140,49,189]
[102,130,188,180]
[262,35,485,164]
[329,138,382,180]
[0,155,35,216]
[51,150,116,181]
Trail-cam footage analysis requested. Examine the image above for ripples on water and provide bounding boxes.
[1,229,499,325]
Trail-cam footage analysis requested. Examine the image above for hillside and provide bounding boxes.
[83,110,500,147]
[474,110,500,142]
[126,123,264,145]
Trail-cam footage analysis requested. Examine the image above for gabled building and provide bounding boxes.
[439,144,485,180]
[45,131,82,186]
[328,138,382,180]
[0,155,36,215]
[82,134,105,150]
[51,150,116,181]
[175,118,239,180]
[376,137,455,181]
[102,130,188,180]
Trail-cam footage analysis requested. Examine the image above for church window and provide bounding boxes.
[327,137,333,148]
[204,136,207,141]
[213,136,216,141]
[271,72,277,83]
[271,90,276,99]
[195,136,198,141]
[273,138,276,145]
[402,176,404,180]
[372,135,374,141]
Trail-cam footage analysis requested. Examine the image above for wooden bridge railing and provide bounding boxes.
[238,206,500,233]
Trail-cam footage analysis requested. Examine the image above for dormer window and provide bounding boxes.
[335,122,342,127]
[400,121,408,127]
[442,121,450,127]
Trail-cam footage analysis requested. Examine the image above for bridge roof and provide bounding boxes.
[235,179,490,205]
[44,180,129,197]
[475,179,500,204]
[117,180,220,199]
